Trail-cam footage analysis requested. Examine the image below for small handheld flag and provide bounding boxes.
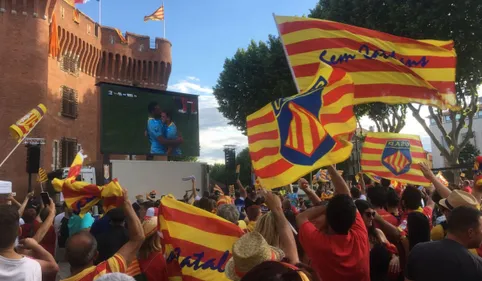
[37,168,48,183]
[9,104,47,142]
[236,164,240,180]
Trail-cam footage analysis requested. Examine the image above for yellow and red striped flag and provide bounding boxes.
[436,171,449,187]
[274,15,457,110]
[67,150,86,179]
[37,168,48,183]
[314,169,343,183]
[159,195,244,281]
[361,132,430,186]
[144,5,165,21]
[247,63,356,189]
[52,178,123,216]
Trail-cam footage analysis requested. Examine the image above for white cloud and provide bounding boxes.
[168,78,247,164]
[187,76,200,82]
[169,79,213,95]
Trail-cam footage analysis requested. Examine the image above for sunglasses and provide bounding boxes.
[364,211,376,218]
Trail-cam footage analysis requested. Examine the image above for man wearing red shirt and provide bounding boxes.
[297,166,370,281]
[366,186,399,227]
[398,186,434,235]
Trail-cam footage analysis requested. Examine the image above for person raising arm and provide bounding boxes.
[261,188,299,264]
[63,189,145,281]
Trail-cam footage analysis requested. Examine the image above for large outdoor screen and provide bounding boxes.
[100,83,199,156]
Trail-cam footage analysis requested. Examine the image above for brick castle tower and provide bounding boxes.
[0,0,172,198]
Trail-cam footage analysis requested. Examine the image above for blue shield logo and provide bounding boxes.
[381,140,412,176]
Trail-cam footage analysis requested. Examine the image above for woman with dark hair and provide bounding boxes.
[355,200,400,281]
[240,261,319,281]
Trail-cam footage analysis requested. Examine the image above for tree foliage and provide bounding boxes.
[235,147,253,185]
[209,148,253,185]
[209,163,228,184]
[311,0,482,170]
[213,36,296,133]
[458,142,480,167]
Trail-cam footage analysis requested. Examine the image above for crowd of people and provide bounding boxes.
[1,162,482,281]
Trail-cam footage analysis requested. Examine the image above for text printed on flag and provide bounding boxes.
[319,44,430,68]
[166,247,230,273]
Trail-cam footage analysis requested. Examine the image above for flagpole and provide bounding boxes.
[163,0,165,38]
[98,0,102,25]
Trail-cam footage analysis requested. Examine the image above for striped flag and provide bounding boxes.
[365,173,381,184]
[314,169,343,183]
[436,171,449,187]
[144,5,165,21]
[159,195,244,281]
[361,132,430,186]
[274,15,457,110]
[67,151,86,179]
[74,0,90,3]
[247,63,356,189]
[37,168,48,183]
[52,178,123,217]
[52,150,123,216]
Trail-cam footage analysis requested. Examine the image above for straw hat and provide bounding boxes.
[439,190,479,210]
[225,232,284,281]
[142,216,158,238]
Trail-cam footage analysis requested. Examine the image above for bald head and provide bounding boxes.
[66,231,98,268]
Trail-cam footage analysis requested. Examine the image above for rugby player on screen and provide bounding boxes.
[146,102,183,156]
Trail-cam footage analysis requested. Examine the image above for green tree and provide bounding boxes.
[209,163,228,184]
[235,147,253,185]
[310,0,482,173]
[169,155,198,162]
[213,36,296,133]
[458,142,481,166]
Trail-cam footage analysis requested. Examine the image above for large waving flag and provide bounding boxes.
[247,63,356,189]
[52,178,124,216]
[52,150,123,216]
[274,15,457,110]
[361,132,430,186]
[159,195,244,281]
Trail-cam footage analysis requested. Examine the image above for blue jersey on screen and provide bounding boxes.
[166,122,181,155]
[147,118,166,154]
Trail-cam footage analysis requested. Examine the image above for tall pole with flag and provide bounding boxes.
[98,0,102,25]
[144,2,166,38]
[163,0,165,38]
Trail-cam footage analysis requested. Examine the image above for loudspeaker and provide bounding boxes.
[26,145,41,174]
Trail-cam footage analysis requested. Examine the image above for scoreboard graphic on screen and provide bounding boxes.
[99,83,200,156]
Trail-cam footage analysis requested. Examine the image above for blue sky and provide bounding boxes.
[78,0,432,162]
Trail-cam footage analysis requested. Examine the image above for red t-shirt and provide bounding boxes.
[376,208,399,227]
[299,211,370,281]
[20,221,56,257]
[462,186,473,194]
[138,252,168,281]
[398,206,433,236]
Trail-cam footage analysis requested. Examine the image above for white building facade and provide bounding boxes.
[428,98,482,168]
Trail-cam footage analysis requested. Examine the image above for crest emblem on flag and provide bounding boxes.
[381,140,412,176]
[273,75,336,165]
